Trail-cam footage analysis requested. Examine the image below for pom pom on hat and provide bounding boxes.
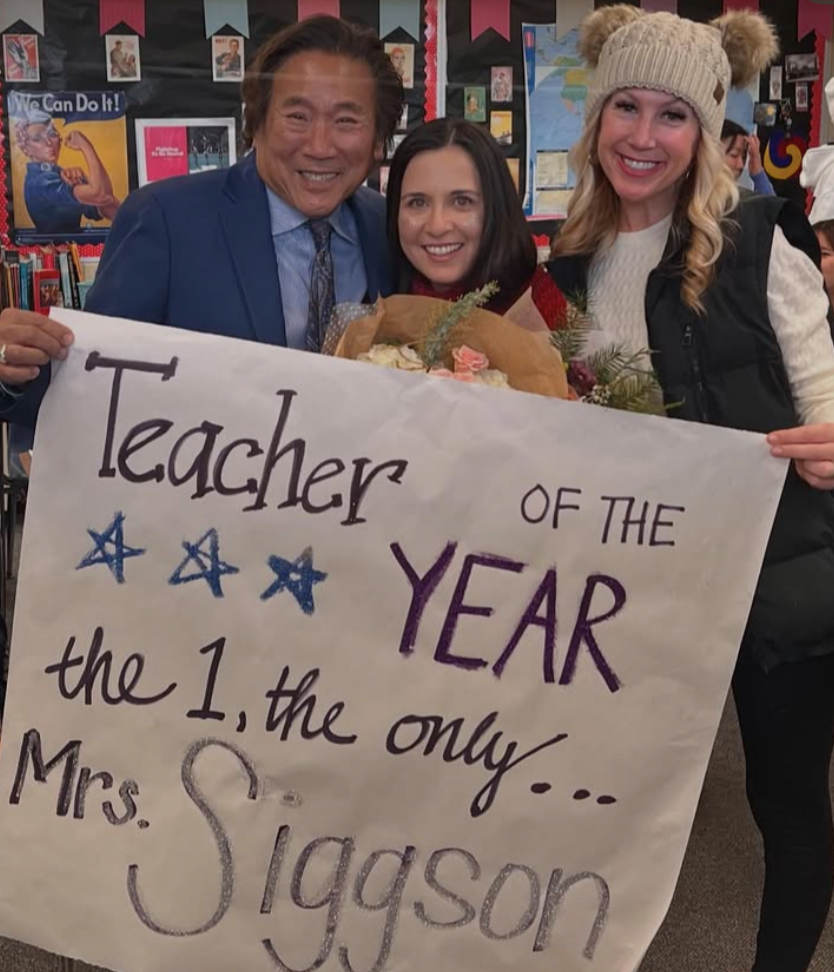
[710,10,780,89]
[582,7,778,141]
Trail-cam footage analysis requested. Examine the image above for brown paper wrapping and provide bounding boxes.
[333,294,569,399]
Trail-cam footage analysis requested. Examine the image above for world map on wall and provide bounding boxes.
[523,24,589,217]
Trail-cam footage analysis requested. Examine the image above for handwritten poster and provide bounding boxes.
[0,311,786,972]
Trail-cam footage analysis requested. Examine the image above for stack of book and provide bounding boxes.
[0,245,99,313]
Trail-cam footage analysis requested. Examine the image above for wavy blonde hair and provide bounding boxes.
[552,103,740,313]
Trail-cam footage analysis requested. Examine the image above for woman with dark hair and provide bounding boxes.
[386,118,567,327]
[721,117,775,195]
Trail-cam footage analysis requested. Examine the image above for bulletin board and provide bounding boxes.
[444,0,826,243]
[0,0,438,252]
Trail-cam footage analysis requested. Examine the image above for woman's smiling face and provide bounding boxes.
[597,87,701,229]
[397,144,485,291]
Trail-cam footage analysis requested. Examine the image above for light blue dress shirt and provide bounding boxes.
[266,187,368,350]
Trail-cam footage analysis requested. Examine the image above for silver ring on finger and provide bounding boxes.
[0,344,7,365]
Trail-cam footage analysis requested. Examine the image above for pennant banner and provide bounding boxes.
[204,0,249,37]
[471,0,510,40]
[379,0,421,39]
[799,0,834,42]
[0,0,44,35]
[723,0,760,11]
[297,0,341,20]
[100,0,145,36]
[641,0,678,12]
[556,0,594,39]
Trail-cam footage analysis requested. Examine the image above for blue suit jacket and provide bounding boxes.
[1,153,392,426]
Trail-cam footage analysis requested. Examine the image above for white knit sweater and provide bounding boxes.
[586,214,834,425]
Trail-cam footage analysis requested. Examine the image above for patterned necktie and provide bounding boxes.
[306,219,335,353]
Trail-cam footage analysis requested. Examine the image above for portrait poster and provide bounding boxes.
[212,36,244,83]
[2,34,39,83]
[385,42,414,89]
[490,110,513,145]
[6,90,128,245]
[464,86,486,122]
[769,66,783,101]
[796,83,808,112]
[106,35,141,82]
[135,118,236,186]
[0,310,787,972]
[491,67,513,103]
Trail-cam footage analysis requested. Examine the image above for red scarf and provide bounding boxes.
[410,265,569,330]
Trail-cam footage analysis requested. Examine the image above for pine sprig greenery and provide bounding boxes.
[417,281,499,369]
[551,301,667,415]
[550,303,594,363]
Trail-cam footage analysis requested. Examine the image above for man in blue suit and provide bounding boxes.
[0,15,404,426]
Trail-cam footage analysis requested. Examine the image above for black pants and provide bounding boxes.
[733,647,834,972]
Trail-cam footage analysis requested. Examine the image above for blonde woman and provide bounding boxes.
[549,8,834,972]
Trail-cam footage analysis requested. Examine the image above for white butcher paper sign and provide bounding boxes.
[0,309,786,972]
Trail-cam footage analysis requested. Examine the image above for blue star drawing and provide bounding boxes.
[77,511,145,584]
[169,528,239,598]
[261,547,327,615]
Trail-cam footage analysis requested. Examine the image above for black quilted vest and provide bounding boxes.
[548,195,834,670]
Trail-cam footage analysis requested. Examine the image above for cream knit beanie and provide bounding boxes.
[580,6,779,141]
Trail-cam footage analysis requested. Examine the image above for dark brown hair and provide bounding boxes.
[242,16,404,151]
[386,118,537,299]
[814,218,834,250]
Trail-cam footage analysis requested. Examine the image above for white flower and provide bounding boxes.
[475,368,511,388]
[358,344,427,372]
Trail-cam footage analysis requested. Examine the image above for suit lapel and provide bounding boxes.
[219,156,287,347]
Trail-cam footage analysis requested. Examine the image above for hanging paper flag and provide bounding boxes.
[379,0,421,40]
[641,0,677,12]
[100,0,145,36]
[556,0,594,39]
[0,0,44,35]
[297,0,340,20]
[723,0,759,12]
[204,0,250,38]
[471,0,509,40]
[798,0,833,42]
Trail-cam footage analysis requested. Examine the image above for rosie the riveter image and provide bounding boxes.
[12,107,121,237]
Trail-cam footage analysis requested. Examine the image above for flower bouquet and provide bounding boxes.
[551,310,667,415]
[325,283,570,400]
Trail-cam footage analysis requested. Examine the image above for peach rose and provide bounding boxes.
[452,344,490,374]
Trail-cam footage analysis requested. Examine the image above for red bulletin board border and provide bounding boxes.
[424,0,438,121]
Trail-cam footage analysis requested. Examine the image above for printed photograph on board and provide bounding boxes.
[3,35,39,83]
[490,110,513,146]
[7,90,128,244]
[796,83,808,112]
[491,67,513,103]
[105,34,141,82]
[213,36,244,83]
[464,86,486,123]
[753,102,777,127]
[785,53,819,83]
[135,118,236,186]
[385,42,414,89]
